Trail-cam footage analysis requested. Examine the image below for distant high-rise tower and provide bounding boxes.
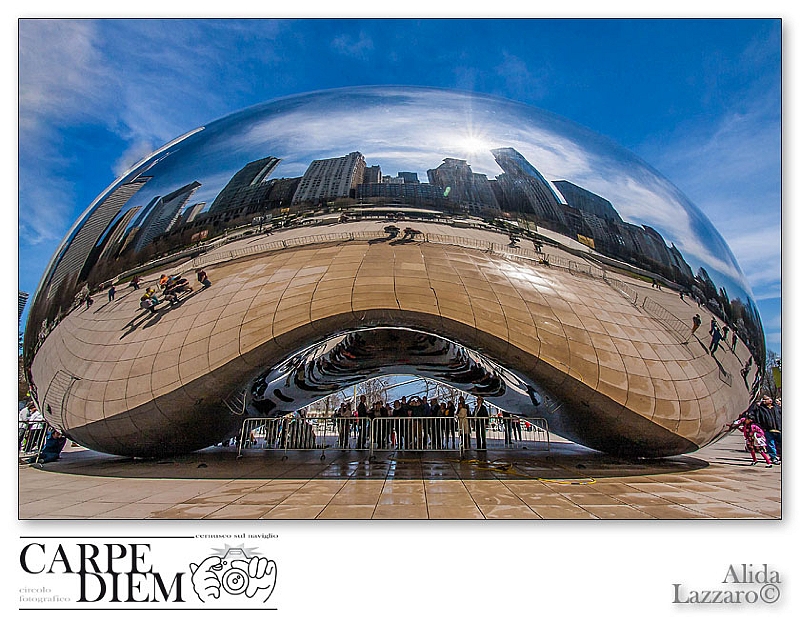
[491,148,564,226]
[132,181,201,252]
[94,205,143,265]
[183,202,206,224]
[552,180,622,222]
[18,291,29,321]
[292,152,366,204]
[363,165,382,185]
[398,171,419,184]
[46,176,150,298]
[426,158,498,211]
[208,157,281,216]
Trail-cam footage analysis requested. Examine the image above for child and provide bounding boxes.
[728,417,773,467]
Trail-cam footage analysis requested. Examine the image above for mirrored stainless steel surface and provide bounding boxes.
[23,86,765,457]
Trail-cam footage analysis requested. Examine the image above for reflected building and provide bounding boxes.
[183,202,206,224]
[94,205,144,265]
[22,86,767,460]
[207,156,280,217]
[491,147,565,227]
[292,151,366,204]
[131,181,201,252]
[427,157,499,213]
[45,176,150,298]
[363,165,382,185]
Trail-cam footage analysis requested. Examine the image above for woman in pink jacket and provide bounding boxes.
[728,417,773,467]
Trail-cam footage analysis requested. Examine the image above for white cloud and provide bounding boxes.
[18,20,109,136]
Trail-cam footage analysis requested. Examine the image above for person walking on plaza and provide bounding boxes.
[474,396,488,450]
[456,397,471,449]
[107,284,116,302]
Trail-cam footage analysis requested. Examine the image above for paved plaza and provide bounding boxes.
[18,432,780,520]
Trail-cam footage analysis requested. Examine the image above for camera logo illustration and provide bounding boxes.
[189,546,277,604]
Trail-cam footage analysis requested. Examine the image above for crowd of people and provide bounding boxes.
[330,394,527,451]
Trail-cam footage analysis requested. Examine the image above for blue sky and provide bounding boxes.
[16,18,782,354]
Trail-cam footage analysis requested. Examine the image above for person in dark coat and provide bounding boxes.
[474,396,488,450]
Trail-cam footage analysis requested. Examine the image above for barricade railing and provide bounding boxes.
[369,416,462,452]
[640,296,691,342]
[236,414,550,459]
[604,276,640,305]
[18,422,48,461]
[465,417,551,451]
[237,416,340,459]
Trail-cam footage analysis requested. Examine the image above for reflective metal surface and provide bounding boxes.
[23,86,765,457]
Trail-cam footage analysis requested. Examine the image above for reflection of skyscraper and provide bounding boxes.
[95,205,143,264]
[183,202,206,224]
[491,148,564,226]
[356,181,444,203]
[363,165,382,185]
[398,171,419,184]
[132,181,201,252]
[552,180,622,222]
[46,176,150,298]
[292,152,366,204]
[426,158,498,212]
[208,157,281,216]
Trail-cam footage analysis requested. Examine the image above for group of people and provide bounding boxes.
[727,395,782,467]
[18,401,68,464]
[332,394,511,451]
[139,270,210,312]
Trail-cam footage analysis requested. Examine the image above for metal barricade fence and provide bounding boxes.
[237,416,340,459]
[477,417,550,451]
[460,417,550,451]
[18,423,48,460]
[370,416,462,452]
[237,415,551,458]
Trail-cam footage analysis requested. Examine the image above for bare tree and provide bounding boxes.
[762,350,782,399]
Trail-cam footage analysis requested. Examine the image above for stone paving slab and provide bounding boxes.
[18,434,780,520]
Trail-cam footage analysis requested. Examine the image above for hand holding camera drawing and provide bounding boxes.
[190,549,277,603]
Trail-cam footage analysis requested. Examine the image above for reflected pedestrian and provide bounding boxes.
[709,322,723,355]
[690,314,702,336]
[197,267,212,289]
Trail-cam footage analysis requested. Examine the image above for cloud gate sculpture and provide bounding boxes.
[23,86,765,458]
